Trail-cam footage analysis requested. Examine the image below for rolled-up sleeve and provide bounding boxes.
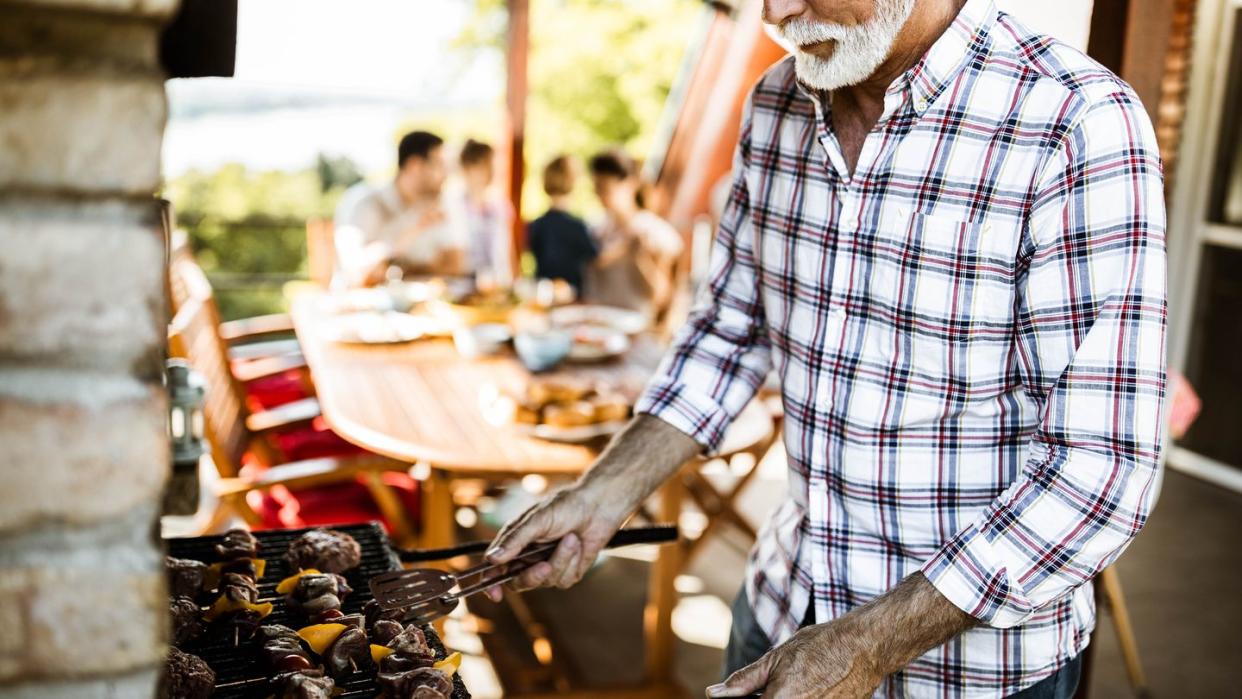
[635,101,772,453]
[921,89,1168,628]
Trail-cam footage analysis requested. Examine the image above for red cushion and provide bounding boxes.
[248,473,421,535]
[270,423,367,462]
[241,368,310,412]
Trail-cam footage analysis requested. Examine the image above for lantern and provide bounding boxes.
[163,358,207,515]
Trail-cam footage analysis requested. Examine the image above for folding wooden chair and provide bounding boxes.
[168,282,420,545]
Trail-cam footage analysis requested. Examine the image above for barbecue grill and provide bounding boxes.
[166,523,471,699]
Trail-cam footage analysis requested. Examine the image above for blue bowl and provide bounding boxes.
[514,330,572,372]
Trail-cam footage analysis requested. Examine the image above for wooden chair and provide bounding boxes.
[168,277,420,544]
[678,397,781,563]
[306,218,336,289]
[169,231,304,365]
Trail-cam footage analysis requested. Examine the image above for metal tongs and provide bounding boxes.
[370,525,678,623]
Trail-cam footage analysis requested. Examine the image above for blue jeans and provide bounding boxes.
[723,587,1083,698]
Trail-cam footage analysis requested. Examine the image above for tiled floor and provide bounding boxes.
[461,447,1242,697]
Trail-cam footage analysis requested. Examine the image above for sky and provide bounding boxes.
[162,0,502,177]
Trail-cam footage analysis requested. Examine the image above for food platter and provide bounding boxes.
[549,304,649,335]
[320,311,444,345]
[566,325,631,363]
[514,419,629,444]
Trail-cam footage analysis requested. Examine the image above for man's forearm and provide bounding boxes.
[853,573,977,676]
[577,414,702,518]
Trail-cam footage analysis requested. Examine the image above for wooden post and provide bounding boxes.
[505,0,530,270]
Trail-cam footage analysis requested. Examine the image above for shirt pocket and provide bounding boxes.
[857,210,1018,426]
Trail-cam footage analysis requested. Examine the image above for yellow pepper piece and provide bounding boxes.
[433,652,462,677]
[204,558,267,589]
[275,568,322,595]
[202,596,274,621]
[370,644,394,664]
[297,623,347,655]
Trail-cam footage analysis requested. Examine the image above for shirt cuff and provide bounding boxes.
[919,521,1037,629]
[634,377,733,455]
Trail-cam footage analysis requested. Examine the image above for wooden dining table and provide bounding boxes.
[290,290,774,698]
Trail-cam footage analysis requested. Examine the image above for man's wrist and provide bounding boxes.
[576,414,701,522]
[845,573,978,677]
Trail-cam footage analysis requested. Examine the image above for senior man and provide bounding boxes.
[485,0,1167,696]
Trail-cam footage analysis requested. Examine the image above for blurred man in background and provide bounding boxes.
[333,130,466,287]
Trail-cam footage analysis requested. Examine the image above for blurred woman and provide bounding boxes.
[459,139,512,287]
[586,149,683,318]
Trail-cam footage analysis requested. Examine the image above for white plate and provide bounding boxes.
[550,305,650,335]
[515,420,628,444]
[322,311,436,344]
[566,327,631,362]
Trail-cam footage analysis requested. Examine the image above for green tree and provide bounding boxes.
[459,0,705,215]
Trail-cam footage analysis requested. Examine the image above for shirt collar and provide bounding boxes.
[905,0,997,116]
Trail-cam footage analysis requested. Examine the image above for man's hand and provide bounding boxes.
[483,415,702,599]
[707,573,977,698]
[708,617,883,698]
[482,482,630,598]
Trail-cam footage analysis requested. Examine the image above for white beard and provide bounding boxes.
[771,0,917,91]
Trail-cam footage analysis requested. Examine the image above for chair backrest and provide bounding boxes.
[168,260,250,477]
[306,218,336,289]
[168,230,205,315]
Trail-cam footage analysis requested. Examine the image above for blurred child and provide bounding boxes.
[459,139,512,287]
[526,155,597,294]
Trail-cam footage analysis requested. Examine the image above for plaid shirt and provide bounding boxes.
[635,1,1167,696]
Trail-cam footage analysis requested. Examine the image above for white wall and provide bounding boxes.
[995,0,1095,51]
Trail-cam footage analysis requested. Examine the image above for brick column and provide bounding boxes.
[0,0,178,696]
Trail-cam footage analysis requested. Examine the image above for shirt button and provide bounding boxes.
[830,308,846,321]
[916,97,929,111]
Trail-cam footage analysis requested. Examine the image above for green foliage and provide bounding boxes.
[164,161,353,319]
[460,0,705,215]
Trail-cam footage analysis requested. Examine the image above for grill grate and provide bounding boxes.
[166,523,470,698]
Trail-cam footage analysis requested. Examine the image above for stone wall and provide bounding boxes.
[0,0,177,696]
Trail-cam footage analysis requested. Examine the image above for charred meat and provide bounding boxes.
[215,528,259,560]
[371,618,404,646]
[284,529,361,574]
[272,669,336,699]
[377,666,454,699]
[159,646,215,699]
[169,596,203,646]
[387,624,433,659]
[322,626,370,678]
[364,598,404,628]
[165,556,207,599]
[220,572,260,604]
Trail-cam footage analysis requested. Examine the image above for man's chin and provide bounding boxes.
[793,53,872,92]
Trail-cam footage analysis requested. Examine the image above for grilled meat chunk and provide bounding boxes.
[323,626,370,678]
[371,619,404,646]
[215,528,259,560]
[364,598,404,628]
[159,646,215,699]
[377,667,453,698]
[387,624,433,659]
[165,556,207,598]
[284,529,361,574]
[169,596,203,646]
[272,669,336,699]
[220,572,260,604]
[258,625,318,674]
